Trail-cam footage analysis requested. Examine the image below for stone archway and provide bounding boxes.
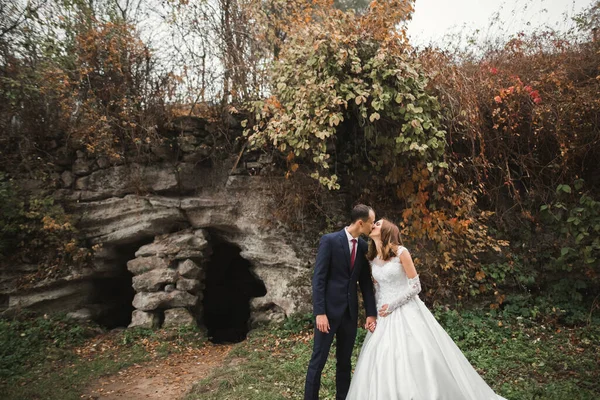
[202,231,267,343]
[125,227,267,339]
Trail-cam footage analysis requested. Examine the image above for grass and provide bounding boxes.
[1,309,597,400]
[2,343,151,400]
[186,309,600,400]
[0,313,207,400]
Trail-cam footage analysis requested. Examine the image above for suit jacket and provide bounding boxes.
[312,228,377,322]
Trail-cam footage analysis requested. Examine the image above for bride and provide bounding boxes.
[346,219,507,400]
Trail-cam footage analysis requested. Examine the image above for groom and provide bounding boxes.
[304,204,378,400]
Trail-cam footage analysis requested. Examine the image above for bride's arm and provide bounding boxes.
[373,277,380,304]
[379,248,421,316]
[399,248,418,279]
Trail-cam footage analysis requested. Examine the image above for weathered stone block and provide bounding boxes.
[128,310,160,328]
[127,256,170,275]
[176,277,200,293]
[132,290,197,311]
[61,171,75,188]
[135,231,208,259]
[178,259,201,279]
[132,268,178,292]
[163,308,196,328]
[73,158,90,176]
[164,284,176,292]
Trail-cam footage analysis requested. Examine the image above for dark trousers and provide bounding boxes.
[304,308,357,400]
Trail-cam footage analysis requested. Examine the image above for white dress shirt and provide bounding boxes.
[344,227,358,253]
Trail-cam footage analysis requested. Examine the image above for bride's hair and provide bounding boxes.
[366,218,404,261]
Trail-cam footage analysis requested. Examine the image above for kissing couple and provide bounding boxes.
[304,204,507,400]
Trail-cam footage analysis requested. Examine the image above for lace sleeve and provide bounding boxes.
[374,280,381,305]
[384,275,421,314]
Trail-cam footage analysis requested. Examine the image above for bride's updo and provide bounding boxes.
[366,219,404,261]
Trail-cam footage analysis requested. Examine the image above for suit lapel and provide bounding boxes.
[338,229,351,270]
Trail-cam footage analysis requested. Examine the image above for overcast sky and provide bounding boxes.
[406,0,593,47]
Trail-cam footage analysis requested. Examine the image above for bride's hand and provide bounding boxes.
[378,304,391,317]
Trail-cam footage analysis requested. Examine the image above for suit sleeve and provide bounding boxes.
[358,248,377,317]
[312,235,331,316]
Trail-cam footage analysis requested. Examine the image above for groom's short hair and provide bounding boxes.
[351,204,373,223]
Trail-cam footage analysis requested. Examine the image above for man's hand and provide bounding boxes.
[316,314,330,333]
[365,316,377,332]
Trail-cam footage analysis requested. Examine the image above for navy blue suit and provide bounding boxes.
[304,229,377,400]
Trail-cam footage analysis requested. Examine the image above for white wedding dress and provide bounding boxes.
[346,247,507,400]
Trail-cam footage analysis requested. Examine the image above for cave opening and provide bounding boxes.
[203,232,267,343]
[92,239,150,329]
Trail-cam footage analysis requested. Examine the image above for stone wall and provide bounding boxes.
[0,116,319,331]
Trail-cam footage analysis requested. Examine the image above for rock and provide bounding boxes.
[135,230,209,259]
[258,154,273,164]
[61,171,75,188]
[164,284,175,292]
[127,256,171,275]
[73,164,180,201]
[74,175,90,191]
[66,308,93,320]
[150,142,178,160]
[163,308,196,328]
[129,310,160,328]
[245,161,262,170]
[182,147,211,163]
[171,116,207,133]
[2,159,317,321]
[250,303,286,328]
[132,268,178,292]
[96,157,110,169]
[7,282,94,313]
[132,290,197,311]
[56,147,75,166]
[73,158,90,176]
[66,304,110,321]
[176,277,201,293]
[177,259,201,279]
[72,195,187,245]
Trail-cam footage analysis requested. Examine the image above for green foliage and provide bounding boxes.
[530,181,600,320]
[0,174,23,258]
[435,308,600,399]
[245,6,445,189]
[0,312,98,379]
[121,327,156,345]
[541,181,600,275]
[0,312,208,400]
[278,312,314,333]
[0,173,92,282]
[187,310,600,399]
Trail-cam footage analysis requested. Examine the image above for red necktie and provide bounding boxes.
[350,239,357,269]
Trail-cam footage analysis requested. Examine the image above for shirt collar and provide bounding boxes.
[345,227,358,241]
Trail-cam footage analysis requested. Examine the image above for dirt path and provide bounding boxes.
[82,343,232,400]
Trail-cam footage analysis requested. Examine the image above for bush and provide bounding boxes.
[245,0,508,305]
[0,173,93,283]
